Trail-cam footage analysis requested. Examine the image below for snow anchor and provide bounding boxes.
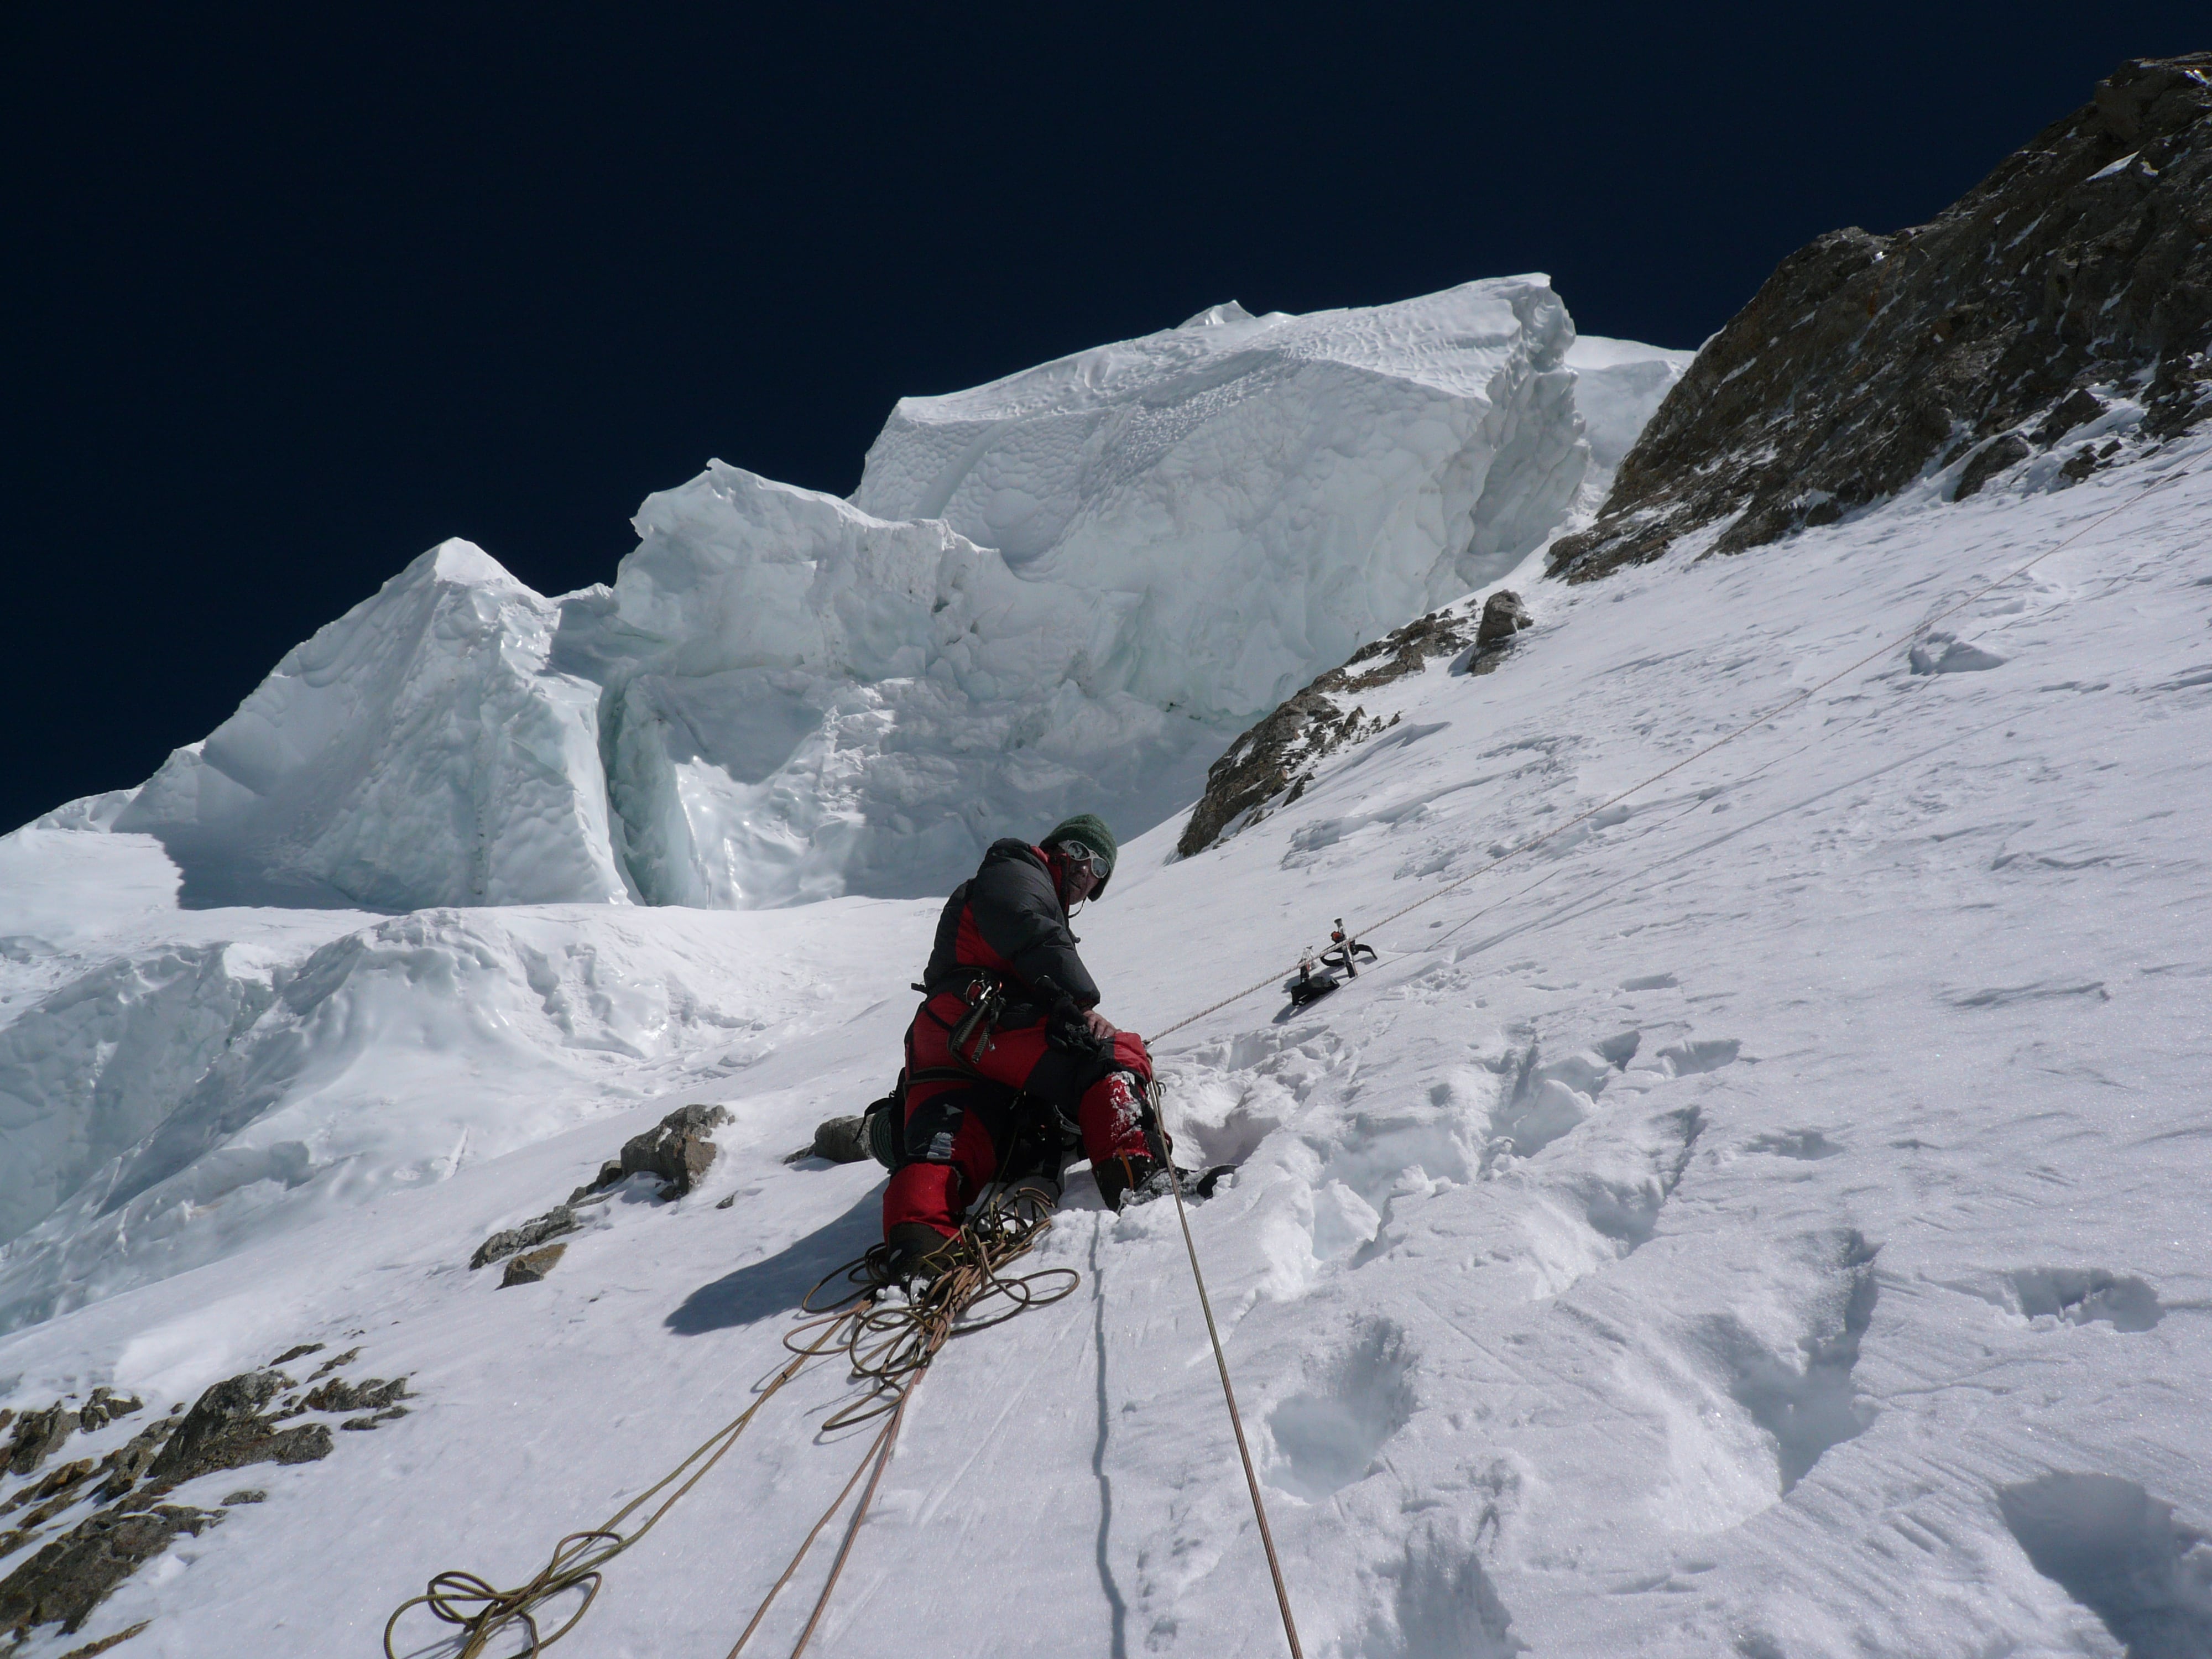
[1283,918,1376,1010]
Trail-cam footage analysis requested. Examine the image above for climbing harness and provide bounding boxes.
[382,1189,1074,1659]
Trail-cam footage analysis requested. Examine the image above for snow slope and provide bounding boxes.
[2,431,2206,1657]
[90,280,1673,914]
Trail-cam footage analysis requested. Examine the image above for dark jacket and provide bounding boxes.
[922,839,1100,1010]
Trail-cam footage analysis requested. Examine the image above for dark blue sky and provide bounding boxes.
[6,4,2202,833]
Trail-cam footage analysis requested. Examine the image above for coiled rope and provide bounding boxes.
[383,1190,1074,1659]
[1151,465,2194,1043]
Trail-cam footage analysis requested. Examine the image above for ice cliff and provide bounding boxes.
[101,279,1686,910]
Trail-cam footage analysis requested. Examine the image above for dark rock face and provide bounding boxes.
[73,1391,141,1435]
[1475,589,1534,648]
[1550,54,2212,582]
[301,1376,408,1414]
[142,1372,332,1490]
[90,1420,178,1506]
[1179,593,1532,857]
[0,1504,218,1637]
[470,1204,580,1269]
[6,1405,78,1478]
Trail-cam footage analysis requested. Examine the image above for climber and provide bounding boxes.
[882,814,1187,1279]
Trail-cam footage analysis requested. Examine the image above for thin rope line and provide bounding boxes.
[1153,466,2193,1042]
[785,1385,914,1658]
[1149,1082,1305,1659]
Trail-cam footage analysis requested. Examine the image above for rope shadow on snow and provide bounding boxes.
[663,1185,884,1336]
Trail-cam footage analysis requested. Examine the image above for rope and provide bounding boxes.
[727,1188,1077,1657]
[1152,465,2194,1042]
[383,1188,1076,1659]
[1149,1082,1306,1658]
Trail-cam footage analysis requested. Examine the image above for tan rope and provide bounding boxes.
[727,1190,1077,1656]
[1153,466,2193,1042]
[384,1191,1076,1659]
[1149,1081,1306,1658]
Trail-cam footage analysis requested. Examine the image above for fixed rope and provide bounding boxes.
[383,1190,1074,1659]
[1150,1081,1306,1658]
[1152,465,2194,1043]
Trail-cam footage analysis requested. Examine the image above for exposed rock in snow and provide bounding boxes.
[498,1243,566,1287]
[1551,52,2212,580]
[1176,587,1534,856]
[0,1503,217,1639]
[141,1370,330,1489]
[4,1404,76,1478]
[468,1205,578,1270]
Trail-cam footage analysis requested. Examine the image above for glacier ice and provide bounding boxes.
[567,278,1610,905]
[1564,333,1695,474]
[114,540,629,910]
[76,278,1689,912]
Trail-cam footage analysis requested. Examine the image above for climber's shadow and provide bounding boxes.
[664,1186,884,1335]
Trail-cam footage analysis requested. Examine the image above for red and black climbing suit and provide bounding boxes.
[884,838,1157,1239]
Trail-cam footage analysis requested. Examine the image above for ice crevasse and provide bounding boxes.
[107,277,1686,910]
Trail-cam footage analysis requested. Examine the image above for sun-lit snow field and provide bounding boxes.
[3,415,2206,1656]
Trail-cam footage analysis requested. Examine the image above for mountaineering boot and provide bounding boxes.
[1094,1155,1235,1211]
[884,1221,964,1286]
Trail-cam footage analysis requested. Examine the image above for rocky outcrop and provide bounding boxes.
[0,1503,219,1637]
[5,1405,77,1478]
[300,1377,408,1415]
[1178,592,1533,857]
[470,1205,580,1270]
[572,1104,731,1202]
[1550,54,2212,582]
[0,1358,408,1643]
[499,1244,568,1287]
[72,1392,140,1435]
[141,1372,331,1491]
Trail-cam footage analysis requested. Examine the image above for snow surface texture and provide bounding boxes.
[97,280,1667,911]
[2,432,2208,1656]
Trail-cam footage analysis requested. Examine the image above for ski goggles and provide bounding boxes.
[1053,840,1113,893]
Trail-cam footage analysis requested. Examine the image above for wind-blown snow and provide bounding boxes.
[97,279,1631,912]
[2,431,2207,1658]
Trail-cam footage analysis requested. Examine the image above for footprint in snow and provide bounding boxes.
[2008,1267,2164,1333]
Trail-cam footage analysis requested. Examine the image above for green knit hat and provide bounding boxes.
[1042,812,1118,897]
